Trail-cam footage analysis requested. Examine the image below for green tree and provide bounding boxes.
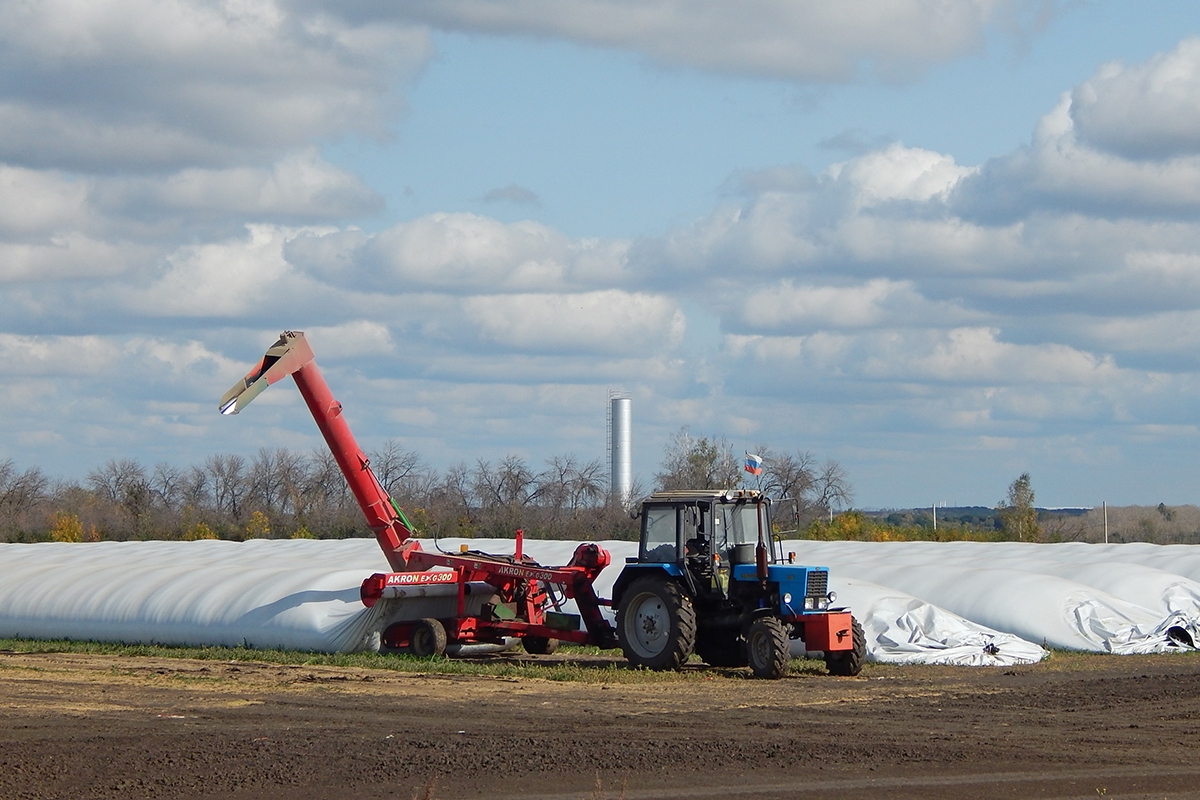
[998,472,1040,542]
[49,513,83,543]
[244,510,271,539]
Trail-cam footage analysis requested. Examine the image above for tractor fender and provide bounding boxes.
[741,606,781,638]
[611,563,685,610]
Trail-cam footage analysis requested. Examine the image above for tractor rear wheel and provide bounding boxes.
[522,636,559,655]
[746,617,790,679]
[695,629,748,667]
[825,617,865,676]
[616,576,696,671]
[410,618,447,657]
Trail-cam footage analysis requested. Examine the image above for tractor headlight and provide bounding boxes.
[817,597,829,610]
[827,591,837,604]
[783,592,792,606]
[803,597,815,610]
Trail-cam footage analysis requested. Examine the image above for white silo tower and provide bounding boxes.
[607,392,632,506]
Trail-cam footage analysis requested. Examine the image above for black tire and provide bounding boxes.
[616,576,696,671]
[746,617,790,679]
[825,617,865,676]
[695,629,748,667]
[410,618,447,657]
[522,636,559,655]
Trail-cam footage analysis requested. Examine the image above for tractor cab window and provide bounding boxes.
[715,502,769,558]
[641,505,678,563]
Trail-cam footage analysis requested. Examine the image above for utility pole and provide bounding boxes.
[932,502,937,532]
[1103,501,1108,544]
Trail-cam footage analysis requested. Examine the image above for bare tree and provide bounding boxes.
[247,448,284,515]
[150,462,183,511]
[654,427,741,491]
[87,459,151,519]
[567,459,606,512]
[0,460,48,516]
[301,449,352,515]
[204,454,247,519]
[424,462,475,536]
[368,440,429,503]
[813,460,854,514]
[473,456,539,510]
[180,465,210,509]
[753,447,818,501]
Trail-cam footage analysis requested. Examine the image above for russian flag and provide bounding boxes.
[744,453,763,476]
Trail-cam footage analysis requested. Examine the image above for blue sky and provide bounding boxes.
[5,0,1200,509]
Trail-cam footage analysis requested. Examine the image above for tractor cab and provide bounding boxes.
[635,489,773,600]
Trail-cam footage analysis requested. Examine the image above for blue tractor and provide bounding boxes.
[612,490,865,679]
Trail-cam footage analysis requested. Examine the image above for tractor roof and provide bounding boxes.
[642,489,765,505]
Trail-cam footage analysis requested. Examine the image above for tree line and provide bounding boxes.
[0,425,857,544]
[0,445,641,544]
[2,436,1189,545]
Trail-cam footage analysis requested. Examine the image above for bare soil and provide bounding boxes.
[2,650,1200,799]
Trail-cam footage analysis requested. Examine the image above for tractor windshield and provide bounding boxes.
[714,502,766,551]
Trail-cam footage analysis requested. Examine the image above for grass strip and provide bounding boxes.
[0,637,836,683]
[6,637,1186,683]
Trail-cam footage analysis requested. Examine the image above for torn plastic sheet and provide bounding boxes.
[0,538,1190,662]
[807,577,1046,665]
[782,540,1200,654]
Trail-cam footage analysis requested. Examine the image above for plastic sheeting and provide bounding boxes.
[0,539,389,653]
[2,538,1194,665]
[782,540,1199,655]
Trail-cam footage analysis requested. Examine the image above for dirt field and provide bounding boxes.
[2,650,1200,800]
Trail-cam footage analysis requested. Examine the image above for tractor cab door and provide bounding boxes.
[640,504,680,564]
[714,500,773,567]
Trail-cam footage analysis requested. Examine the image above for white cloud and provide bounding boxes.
[0,166,89,235]
[125,224,295,316]
[956,91,1200,220]
[461,290,686,355]
[389,0,1015,82]
[0,235,147,283]
[827,143,974,208]
[0,334,120,376]
[0,0,430,170]
[304,320,395,360]
[292,213,631,293]
[725,327,1121,387]
[135,150,382,219]
[734,278,980,332]
[124,337,234,373]
[1071,37,1200,159]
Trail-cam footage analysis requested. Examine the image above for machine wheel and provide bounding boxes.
[695,630,748,667]
[522,636,559,655]
[825,617,866,676]
[746,617,790,679]
[616,576,696,671]
[410,618,447,657]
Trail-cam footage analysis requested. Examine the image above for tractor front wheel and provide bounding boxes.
[410,618,447,657]
[825,617,866,676]
[616,576,696,671]
[746,617,790,679]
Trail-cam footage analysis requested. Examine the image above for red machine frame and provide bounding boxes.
[220,331,617,651]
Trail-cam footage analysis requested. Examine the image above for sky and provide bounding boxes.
[5,0,1200,509]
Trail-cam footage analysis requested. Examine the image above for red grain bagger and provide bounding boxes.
[220,331,617,657]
